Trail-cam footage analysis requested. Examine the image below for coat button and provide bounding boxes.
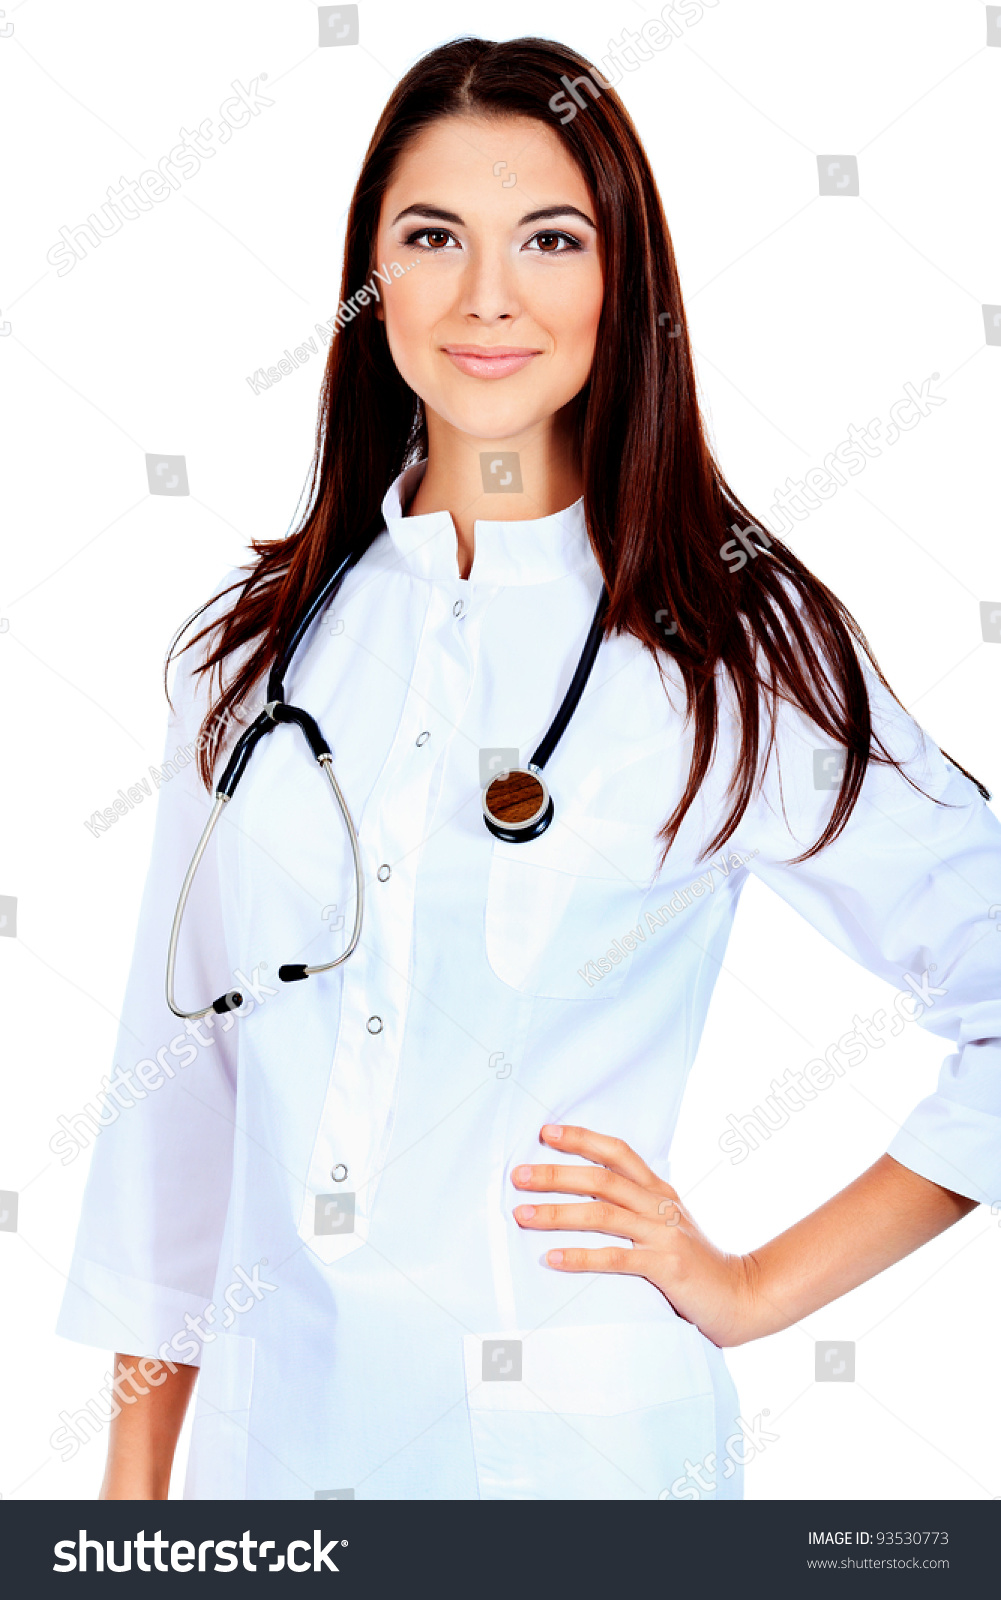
[331,1163,348,1182]
[377,864,391,882]
[416,730,430,747]
[453,599,464,618]
[366,1015,383,1034]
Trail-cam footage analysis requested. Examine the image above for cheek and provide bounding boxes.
[569,304,601,374]
[558,313,602,390]
[536,272,603,372]
[379,290,424,385]
[381,271,452,360]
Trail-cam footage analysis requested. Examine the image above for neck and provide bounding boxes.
[407,405,582,579]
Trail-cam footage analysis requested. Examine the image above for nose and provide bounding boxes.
[456,240,520,325]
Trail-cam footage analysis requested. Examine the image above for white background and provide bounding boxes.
[1,0,999,1502]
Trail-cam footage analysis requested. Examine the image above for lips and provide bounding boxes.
[442,345,541,380]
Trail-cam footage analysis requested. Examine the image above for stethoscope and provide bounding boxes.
[166,542,608,1021]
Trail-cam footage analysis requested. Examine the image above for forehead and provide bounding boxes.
[381,113,593,216]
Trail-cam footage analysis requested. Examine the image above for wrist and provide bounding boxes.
[716,1250,783,1347]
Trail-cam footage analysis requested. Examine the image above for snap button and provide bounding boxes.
[331,1163,348,1183]
[377,864,391,883]
[416,730,430,747]
[452,599,464,618]
[366,1015,383,1034]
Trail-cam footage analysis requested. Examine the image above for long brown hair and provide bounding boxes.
[171,34,987,861]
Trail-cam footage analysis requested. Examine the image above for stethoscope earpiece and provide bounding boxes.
[482,767,554,843]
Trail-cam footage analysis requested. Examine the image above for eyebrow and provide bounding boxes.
[390,203,597,230]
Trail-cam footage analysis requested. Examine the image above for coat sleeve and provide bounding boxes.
[56,589,248,1364]
[727,656,1001,1206]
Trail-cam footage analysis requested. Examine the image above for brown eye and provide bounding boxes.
[525,230,580,255]
[425,230,450,249]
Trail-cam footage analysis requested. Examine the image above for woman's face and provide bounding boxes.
[373,113,603,442]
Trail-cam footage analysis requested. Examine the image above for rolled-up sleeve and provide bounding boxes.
[729,662,1001,1206]
[56,605,243,1363]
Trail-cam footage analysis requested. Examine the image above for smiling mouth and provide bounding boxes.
[441,345,542,379]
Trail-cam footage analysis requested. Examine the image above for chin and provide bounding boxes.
[436,394,562,444]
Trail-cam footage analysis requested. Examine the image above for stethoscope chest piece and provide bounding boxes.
[166,543,606,1018]
[482,765,554,843]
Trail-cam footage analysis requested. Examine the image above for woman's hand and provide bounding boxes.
[512,1123,758,1348]
[512,1126,979,1350]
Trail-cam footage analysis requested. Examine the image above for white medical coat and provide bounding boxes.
[57,461,1001,1499]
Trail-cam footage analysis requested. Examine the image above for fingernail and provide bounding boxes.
[514,1165,533,1182]
[541,1124,563,1140]
[516,1205,536,1221]
[547,1250,564,1266]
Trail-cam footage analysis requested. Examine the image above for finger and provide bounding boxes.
[543,1245,661,1274]
[539,1124,663,1188]
[514,1200,654,1242]
[512,1161,670,1216]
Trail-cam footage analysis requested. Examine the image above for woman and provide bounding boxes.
[57,36,1001,1501]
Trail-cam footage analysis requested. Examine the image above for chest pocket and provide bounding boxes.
[483,806,663,1000]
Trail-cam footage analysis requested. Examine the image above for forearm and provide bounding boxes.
[100,1354,198,1499]
[736,1153,978,1345]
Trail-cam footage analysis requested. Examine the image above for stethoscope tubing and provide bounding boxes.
[165,536,608,1018]
[166,550,366,1019]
